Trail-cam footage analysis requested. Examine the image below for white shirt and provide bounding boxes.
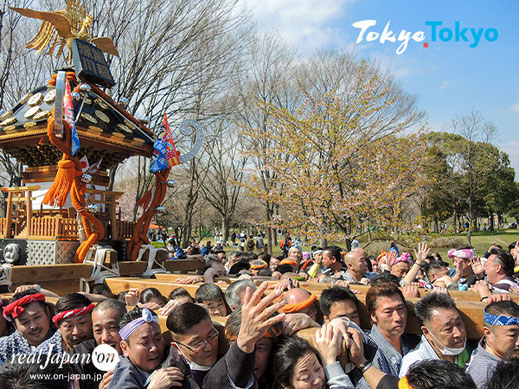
[399,335,468,378]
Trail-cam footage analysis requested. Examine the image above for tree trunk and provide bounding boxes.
[222,216,230,242]
[344,238,351,252]
[273,204,281,247]
[108,164,120,191]
[266,202,273,255]
[452,210,457,233]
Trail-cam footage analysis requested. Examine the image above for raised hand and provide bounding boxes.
[413,242,430,265]
[470,257,485,275]
[237,282,286,353]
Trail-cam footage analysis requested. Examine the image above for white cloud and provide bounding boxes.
[242,0,355,53]
[366,52,413,80]
[499,102,519,115]
[437,80,457,90]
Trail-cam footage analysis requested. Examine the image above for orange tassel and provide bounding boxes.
[42,158,77,207]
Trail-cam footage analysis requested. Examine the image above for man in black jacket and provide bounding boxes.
[164,282,286,389]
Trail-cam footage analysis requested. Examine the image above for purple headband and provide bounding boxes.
[119,308,159,341]
[448,248,476,260]
[484,308,519,326]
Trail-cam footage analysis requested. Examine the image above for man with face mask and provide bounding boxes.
[466,301,519,388]
[399,292,469,377]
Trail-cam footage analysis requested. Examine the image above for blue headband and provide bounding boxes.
[484,310,519,326]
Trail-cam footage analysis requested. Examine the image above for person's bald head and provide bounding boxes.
[284,288,311,304]
[345,251,367,278]
[283,288,317,320]
[353,247,366,257]
[344,251,358,265]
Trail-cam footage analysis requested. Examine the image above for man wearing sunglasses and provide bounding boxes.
[165,282,285,388]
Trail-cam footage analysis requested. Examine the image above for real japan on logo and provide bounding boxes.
[352,20,498,55]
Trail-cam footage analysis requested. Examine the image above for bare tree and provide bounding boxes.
[235,33,300,253]
[450,109,497,229]
[200,108,248,241]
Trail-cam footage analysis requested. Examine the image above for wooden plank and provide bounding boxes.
[105,278,211,299]
[154,273,230,281]
[1,185,41,192]
[118,260,205,277]
[118,262,148,276]
[9,263,94,283]
[105,276,495,340]
[278,281,519,303]
[11,196,36,201]
[9,279,82,296]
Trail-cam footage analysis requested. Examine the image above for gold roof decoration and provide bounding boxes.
[10,0,119,63]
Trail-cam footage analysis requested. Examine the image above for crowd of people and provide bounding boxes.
[0,241,518,389]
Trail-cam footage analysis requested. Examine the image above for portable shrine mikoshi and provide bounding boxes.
[0,1,204,291]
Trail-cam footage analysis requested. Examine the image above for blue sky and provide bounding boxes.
[245,0,519,173]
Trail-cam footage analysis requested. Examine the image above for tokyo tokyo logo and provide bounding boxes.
[352,20,498,55]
